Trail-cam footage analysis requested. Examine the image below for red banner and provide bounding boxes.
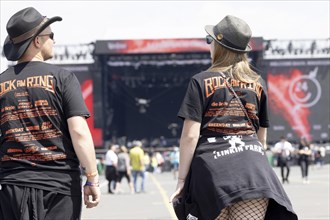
[81,79,103,147]
[265,59,330,143]
[94,37,263,54]
[61,65,103,147]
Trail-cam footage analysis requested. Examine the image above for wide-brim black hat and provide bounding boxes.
[205,15,252,53]
[3,7,62,61]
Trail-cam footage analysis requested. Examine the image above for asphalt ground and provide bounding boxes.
[81,164,330,220]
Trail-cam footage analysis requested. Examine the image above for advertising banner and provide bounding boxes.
[61,64,103,147]
[264,58,330,143]
[94,37,263,54]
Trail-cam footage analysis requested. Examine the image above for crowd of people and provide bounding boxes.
[98,135,327,195]
[98,140,181,194]
[270,136,327,184]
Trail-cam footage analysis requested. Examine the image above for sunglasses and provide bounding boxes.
[38,32,54,40]
[206,35,213,44]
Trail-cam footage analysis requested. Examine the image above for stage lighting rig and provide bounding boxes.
[135,98,150,114]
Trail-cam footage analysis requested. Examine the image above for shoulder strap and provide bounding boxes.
[218,72,256,134]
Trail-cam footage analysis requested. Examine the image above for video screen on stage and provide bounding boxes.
[264,58,330,144]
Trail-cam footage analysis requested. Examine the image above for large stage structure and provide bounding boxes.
[1,38,329,147]
[92,38,263,147]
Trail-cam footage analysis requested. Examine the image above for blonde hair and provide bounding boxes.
[208,43,260,83]
[120,145,128,153]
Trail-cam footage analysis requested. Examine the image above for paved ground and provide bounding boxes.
[81,164,330,220]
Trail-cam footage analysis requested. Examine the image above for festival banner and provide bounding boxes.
[264,58,330,143]
[94,37,263,54]
[61,64,103,147]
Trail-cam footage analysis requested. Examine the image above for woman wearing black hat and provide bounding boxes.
[170,15,298,220]
[0,7,100,220]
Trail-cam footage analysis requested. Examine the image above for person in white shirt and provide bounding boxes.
[104,144,118,193]
[273,136,295,184]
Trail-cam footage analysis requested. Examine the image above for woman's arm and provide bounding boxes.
[177,119,201,180]
[170,119,200,202]
[257,126,268,150]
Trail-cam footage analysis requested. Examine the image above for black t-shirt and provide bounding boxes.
[298,143,310,161]
[178,71,269,136]
[177,72,298,220]
[0,61,90,195]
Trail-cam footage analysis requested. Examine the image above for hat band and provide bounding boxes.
[219,37,246,51]
[11,18,47,44]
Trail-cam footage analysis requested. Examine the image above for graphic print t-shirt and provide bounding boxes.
[0,61,90,195]
[178,71,269,136]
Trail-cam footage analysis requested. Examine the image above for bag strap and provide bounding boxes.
[218,72,256,134]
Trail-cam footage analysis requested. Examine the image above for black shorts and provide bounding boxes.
[105,165,117,181]
[0,184,82,220]
[117,171,131,183]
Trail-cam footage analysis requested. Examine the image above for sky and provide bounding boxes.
[1,0,329,47]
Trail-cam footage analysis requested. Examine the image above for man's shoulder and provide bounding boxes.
[274,142,281,147]
[42,62,71,74]
[130,147,143,154]
[285,141,293,147]
[3,62,70,74]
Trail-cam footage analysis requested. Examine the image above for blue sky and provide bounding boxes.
[1,1,329,46]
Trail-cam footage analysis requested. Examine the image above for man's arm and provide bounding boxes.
[68,116,98,175]
[139,150,145,168]
[68,116,100,208]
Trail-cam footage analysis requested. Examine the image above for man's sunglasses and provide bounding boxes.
[206,35,213,44]
[38,32,54,40]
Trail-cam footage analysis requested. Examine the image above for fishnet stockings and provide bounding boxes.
[216,198,269,220]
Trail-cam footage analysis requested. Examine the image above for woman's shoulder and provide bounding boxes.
[257,76,267,86]
[191,70,218,80]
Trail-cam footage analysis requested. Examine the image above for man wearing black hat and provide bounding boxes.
[0,7,100,220]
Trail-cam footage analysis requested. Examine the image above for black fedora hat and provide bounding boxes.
[205,15,252,53]
[3,7,62,61]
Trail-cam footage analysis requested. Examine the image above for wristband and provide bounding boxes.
[85,171,98,177]
[84,181,100,187]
